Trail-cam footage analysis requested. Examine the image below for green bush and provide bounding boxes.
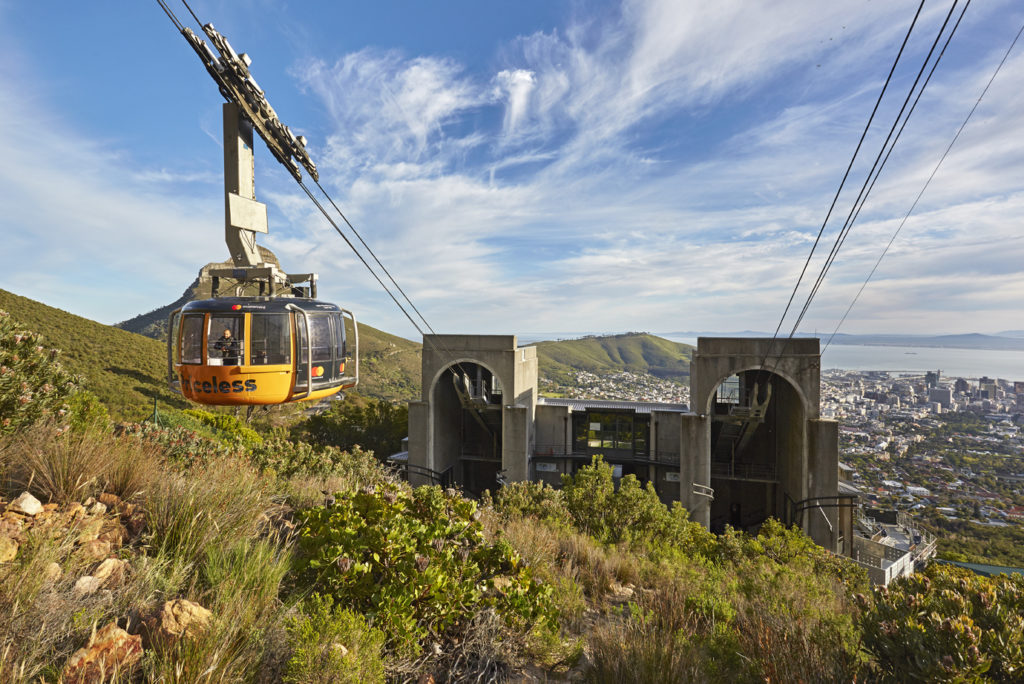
[0,310,79,435]
[284,593,385,684]
[485,480,572,528]
[65,390,110,432]
[559,455,712,554]
[294,397,407,458]
[292,483,555,656]
[183,408,263,447]
[859,563,1024,682]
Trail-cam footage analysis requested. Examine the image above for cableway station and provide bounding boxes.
[406,335,855,558]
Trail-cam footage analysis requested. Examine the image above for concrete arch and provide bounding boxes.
[427,357,508,406]
[701,365,810,418]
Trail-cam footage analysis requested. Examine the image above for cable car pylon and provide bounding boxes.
[165,21,358,406]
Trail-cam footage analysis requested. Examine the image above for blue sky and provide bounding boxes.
[2,1,1023,339]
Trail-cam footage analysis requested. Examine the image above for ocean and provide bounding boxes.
[661,337,1024,381]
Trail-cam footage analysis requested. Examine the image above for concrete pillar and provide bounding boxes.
[807,418,839,550]
[680,413,710,527]
[502,405,530,482]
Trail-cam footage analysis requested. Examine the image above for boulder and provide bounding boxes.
[74,575,102,598]
[76,518,104,544]
[93,558,127,585]
[0,535,18,563]
[98,522,127,549]
[62,622,142,684]
[76,539,111,562]
[134,599,212,650]
[43,561,63,583]
[0,516,23,539]
[88,502,107,516]
[98,492,121,509]
[8,492,42,516]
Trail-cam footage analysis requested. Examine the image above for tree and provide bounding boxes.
[296,396,408,460]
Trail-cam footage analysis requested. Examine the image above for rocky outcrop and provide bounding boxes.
[133,599,212,651]
[62,622,143,684]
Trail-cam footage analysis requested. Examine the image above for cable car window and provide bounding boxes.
[310,314,333,363]
[251,314,291,365]
[333,313,347,358]
[180,314,204,365]
[208,315,244,366]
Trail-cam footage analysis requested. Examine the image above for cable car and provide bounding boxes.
[167,297,358,405]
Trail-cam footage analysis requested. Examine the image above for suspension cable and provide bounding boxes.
[824,16,1024,353]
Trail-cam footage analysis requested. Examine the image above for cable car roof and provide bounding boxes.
[181,297,344,314]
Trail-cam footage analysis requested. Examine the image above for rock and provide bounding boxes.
[124,513,145,538]
[43,561,63,583]
[74,575,102,597]
[98,523,126,549]
[83,497,97,508]
[77,540,111,562]
[8,492,42,516]
[93,558,127,585]
[88,502,107,516]
[0,516,23,539]
[134,599,212,650]
[42,502,59,512]
[65,502,86,520]
[331,642,349,658]
[76,518,104,544]
[0,535,18,563]
[62,622,142,684]
[98,492,121,509]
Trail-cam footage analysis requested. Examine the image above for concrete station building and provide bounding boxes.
[407,334,853,555]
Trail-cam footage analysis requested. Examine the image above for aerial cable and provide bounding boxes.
[783,0,966,346]
[757,0,927,378]
[825,16,1024,353]
[312,179,439,336]
[158,0,507,391]
[296,179,428,338]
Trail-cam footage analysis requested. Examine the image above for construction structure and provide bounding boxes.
[407,335,853,554]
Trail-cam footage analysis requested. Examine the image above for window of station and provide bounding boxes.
[208,315,244,365]
[180,314,204,365]
[250,314,291,365]
[717,375,741,405]
[573,411,650,456]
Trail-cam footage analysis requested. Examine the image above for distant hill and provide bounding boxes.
[660,331,1024,352]
[532,333,694,383]
[0,288,187,418]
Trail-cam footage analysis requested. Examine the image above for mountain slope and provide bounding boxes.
[532,333,694,383]
[0,288,187,417]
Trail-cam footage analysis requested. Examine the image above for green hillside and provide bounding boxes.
[533,333,694,383]
[0,289,187,418]
[1,288,422,409]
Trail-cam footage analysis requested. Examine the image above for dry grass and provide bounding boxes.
[0,422,162,504]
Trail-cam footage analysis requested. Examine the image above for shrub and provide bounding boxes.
[183,408,263,447]
[859,563,1024,682]
[484,480,571,528]
[284,593,385,684]
[292,483,555,657]
[293,396,407,459]
[0,310,79,435]
[65,390,110,432]
[559,455,712,554]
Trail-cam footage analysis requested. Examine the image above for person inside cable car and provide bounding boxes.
[213,328,240,365]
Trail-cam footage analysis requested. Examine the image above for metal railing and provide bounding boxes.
[710,460,777,481]
[392,463,456,488]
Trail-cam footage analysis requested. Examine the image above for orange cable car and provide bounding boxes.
[168,297,357,405]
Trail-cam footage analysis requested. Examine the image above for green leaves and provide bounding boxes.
[292,483,554,657]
